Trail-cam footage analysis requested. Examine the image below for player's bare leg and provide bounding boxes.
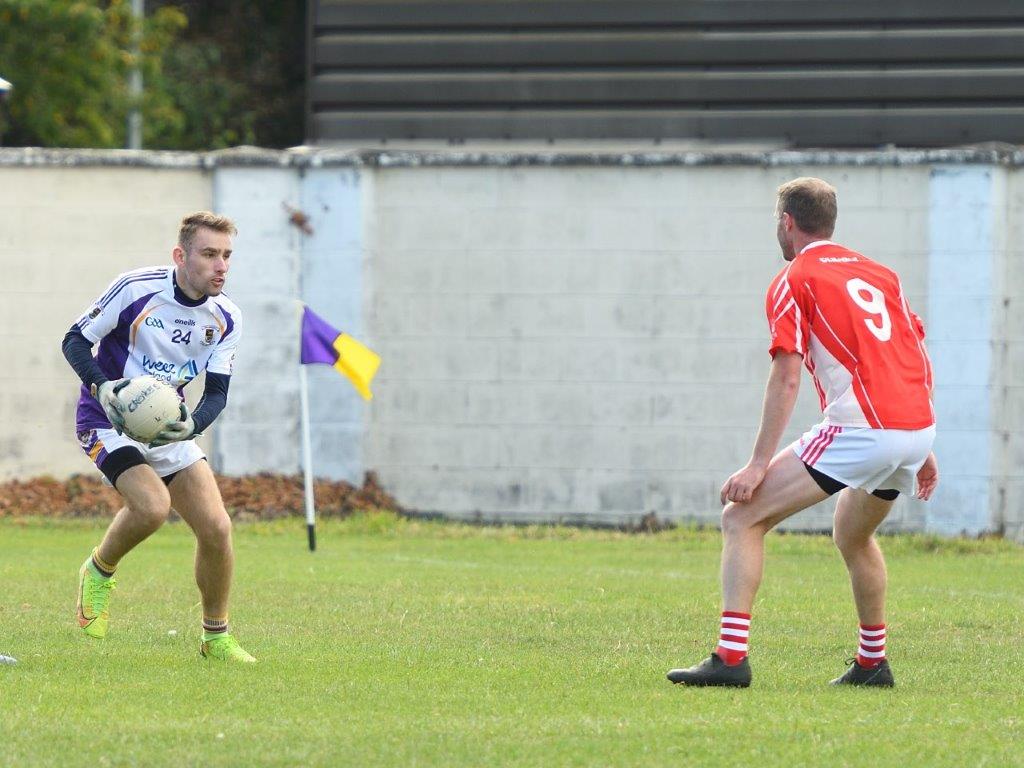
[668,448,827,686]
[720,448,829,613]
[98,465,173,565]
[830,488,896,686]
[78,465,171,637]
[168,460,233,620]
[833,488,892,624]
[169,460,254,662]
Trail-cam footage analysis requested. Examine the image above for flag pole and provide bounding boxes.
[299,363,316,552]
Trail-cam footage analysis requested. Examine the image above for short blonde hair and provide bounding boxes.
[776,177,837,237]
[178,211,237,253]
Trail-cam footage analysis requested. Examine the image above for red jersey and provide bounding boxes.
[766,241,934,430]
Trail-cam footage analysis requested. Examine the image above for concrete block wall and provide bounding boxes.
[0,152,374,489]
[361,164,933,530]
[999,170,1024,541]
[298,168,372,482]
[210,166,372,482]
[0,165,212,480]
[926,167,1001,536]
[1,146,1021,539]
[210,167,304,475]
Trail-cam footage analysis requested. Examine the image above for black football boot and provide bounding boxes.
[829,658,895,687]
[666,653,752,688]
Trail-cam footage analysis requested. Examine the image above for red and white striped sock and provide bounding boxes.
[856,623,886,668]
[716,611,751,666]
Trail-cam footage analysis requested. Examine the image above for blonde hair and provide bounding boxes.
[178,211,237,253]
[776,177,837,237]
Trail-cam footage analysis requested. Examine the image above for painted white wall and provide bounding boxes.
[209,167,303,476]
[998,169,1024,541]
[359,164,935,531]
[299,167,373,483]
[205,166,375,482]
[0,165,211,480]
[927,167,997,535]
[0,149,1018,538]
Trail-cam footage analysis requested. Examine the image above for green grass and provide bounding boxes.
[1,515,1022,767]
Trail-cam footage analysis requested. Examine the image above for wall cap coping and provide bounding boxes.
[3,144,1024,169]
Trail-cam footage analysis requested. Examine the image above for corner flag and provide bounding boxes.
[300,305,381,400]
[297,305,381,552]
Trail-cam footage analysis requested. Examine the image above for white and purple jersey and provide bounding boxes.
[73,266,242,432]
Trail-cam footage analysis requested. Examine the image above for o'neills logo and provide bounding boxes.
[175,318,196,326]
[126,383,158,413]
[819,256,859,263]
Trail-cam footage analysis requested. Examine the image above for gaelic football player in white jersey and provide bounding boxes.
[668,178,939,688]
[62,212,255,663]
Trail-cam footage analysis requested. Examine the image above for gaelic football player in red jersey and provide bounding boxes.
[668,177,939,688]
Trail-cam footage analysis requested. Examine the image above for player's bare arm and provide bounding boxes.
[916,452,939,501]
[914,365,939,501]
[720,351,802,504]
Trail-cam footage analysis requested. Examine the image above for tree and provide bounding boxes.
[147,1,306,149]
[0,0,304,149]
[0,0,186,147]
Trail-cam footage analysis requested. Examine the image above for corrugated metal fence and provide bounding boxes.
[308,0,1024,146]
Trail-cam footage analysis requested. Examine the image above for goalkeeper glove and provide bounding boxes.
[149,403,198,447]
[90,379,130,434]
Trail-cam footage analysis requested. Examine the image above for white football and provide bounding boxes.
[117,376,183,443]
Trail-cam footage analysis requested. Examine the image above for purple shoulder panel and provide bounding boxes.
[99,270,167,309]
[93,290,160,378]
[218,305,235,342]
[73,285,163,434]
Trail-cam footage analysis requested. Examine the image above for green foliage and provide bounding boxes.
[0,0,304,149]
[134,2,189,148]
[144,39,256,150]
[147,0,305,149]
[0,0,185,147]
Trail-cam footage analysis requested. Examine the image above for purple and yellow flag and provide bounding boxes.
[300,306,381,400]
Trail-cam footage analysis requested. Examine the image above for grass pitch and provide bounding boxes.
[1,515,1021,767]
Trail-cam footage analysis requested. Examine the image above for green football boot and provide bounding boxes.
[200,634,257,663]
[76,557,116,639]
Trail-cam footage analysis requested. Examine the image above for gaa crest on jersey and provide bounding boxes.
[200,325,218,346]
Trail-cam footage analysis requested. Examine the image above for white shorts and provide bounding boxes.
[78,427,205,485]
[791,420,936,496]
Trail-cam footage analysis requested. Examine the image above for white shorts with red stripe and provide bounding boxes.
[792,420,936,495]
